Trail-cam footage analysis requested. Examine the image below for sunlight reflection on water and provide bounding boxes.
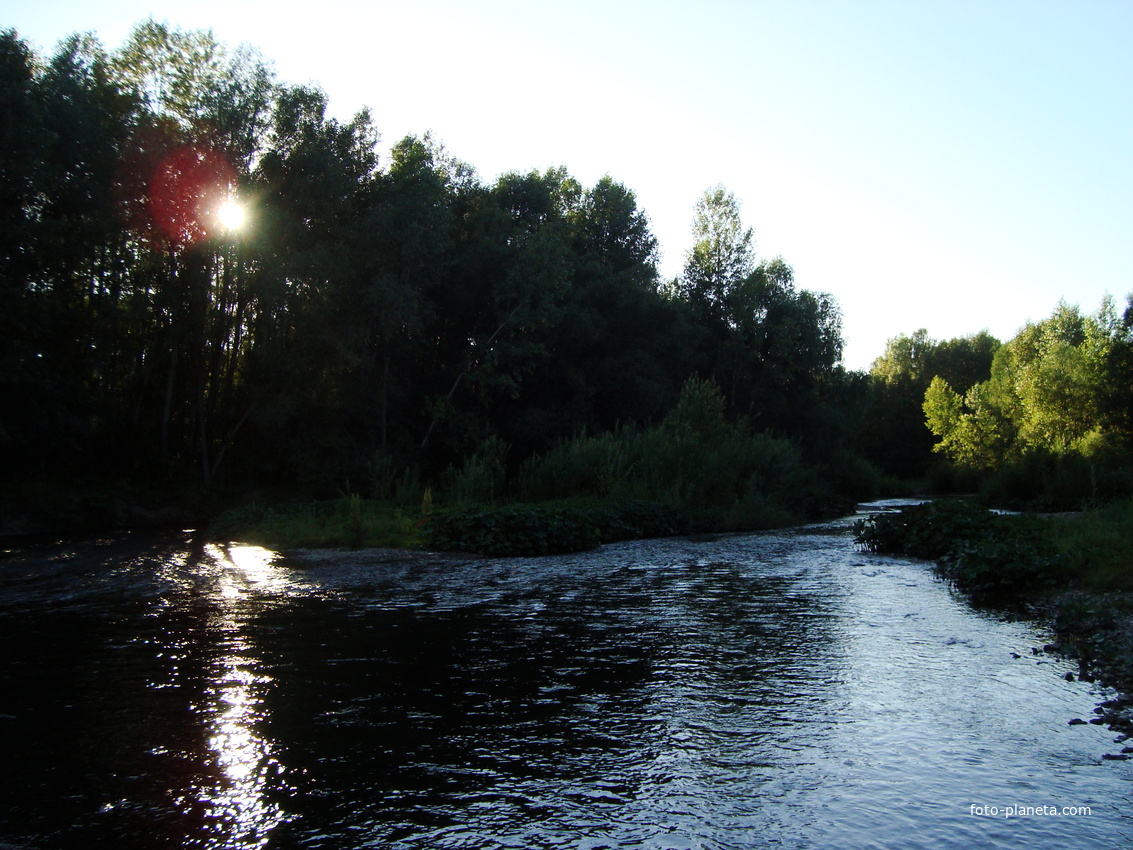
[180,544,291,848]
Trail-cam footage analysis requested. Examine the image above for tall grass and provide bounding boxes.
[1050,497,1133,593]
[438,434,508,507]
[210,495,421,549]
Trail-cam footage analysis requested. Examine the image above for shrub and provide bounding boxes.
[514,377,829,527]
[422,498,687,557]
[854,499,1064,604]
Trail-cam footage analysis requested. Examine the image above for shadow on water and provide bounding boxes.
[1,504,1131,848]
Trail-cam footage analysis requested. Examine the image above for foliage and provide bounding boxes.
[209,495,421,549]
[916,298,1133,506]
[923,376,1010,471]
[853,500,1065,604]
[677,185,755,321]
[0,23,883,536]
[1048,497,1133,593]
[514,377,842,525]
[422,498,686,557]
[864,329,1000,478]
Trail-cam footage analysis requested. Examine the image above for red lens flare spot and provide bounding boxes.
[148,144,239,246]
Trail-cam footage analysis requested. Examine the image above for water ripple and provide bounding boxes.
[1,506,1130,848]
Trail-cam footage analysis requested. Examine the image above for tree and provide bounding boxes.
[923,297,1129,474]
[866,329,1000,477]
[418,167,574,456]
[112,18,225,127]
[364,134,458,453]
[871,329,937,385]
[679,184,754,322]
[923,376,1010,470]
[722,257,842,430]
[492,175,682,453]
[237,83,383,487]
[0,30,47,465]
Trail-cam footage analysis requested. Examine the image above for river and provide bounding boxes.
[0,501,1130,848]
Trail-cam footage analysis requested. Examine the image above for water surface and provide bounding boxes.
[1,503,1129,848]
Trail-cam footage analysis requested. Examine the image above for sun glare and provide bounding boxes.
[217,198,246,231]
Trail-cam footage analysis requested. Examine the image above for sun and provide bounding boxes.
[216,198,246,231]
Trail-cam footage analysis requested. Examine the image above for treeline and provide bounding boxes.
[5,21,1131,527]
[0,21,866,515]
[870,297,1133,507]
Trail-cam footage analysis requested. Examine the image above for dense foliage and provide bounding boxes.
[1,22,873,523]
[5,21,1131,535]
[922,299,1133,506]
[865,329,1001,480]
[853,500,1064,604]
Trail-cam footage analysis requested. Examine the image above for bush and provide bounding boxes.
[980,447,1133,511]
[514,377,831,526]
[854,500,1064,604]
[422,498,687,557]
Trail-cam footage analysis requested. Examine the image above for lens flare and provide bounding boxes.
[148,143,239,245]
[217,198,246,231]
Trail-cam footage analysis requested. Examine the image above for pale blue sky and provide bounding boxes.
[6,0,1132,369]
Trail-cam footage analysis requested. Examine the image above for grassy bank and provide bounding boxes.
[208,492,810,557]
[208,495,423,550]
[854,498,1133,737]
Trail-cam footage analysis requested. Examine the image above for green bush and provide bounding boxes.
[977,445,1133,511]
[853,499,991,559]
[422,498,687,557]
[514,377,830,527]
[854,500,1064,604]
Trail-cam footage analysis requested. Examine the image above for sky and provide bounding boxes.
[6,0,1132,370]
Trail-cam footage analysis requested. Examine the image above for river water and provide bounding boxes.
[1,501,1130,849]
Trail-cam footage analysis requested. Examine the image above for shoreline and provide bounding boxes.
[855,498,1133,750]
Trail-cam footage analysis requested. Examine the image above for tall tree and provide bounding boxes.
[112,18,225,127]
[238,83,382,487]
[494,175,685,452]
[0,30,47,468]
[679,184,755,323]
[418,167,574,456]
[866,329,999,477]
[922,298,1128,471]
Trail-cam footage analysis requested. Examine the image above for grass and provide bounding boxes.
[1049,497,1133,593]
[209,495,423,550]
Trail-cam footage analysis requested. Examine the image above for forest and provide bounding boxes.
[3,21,1133,543]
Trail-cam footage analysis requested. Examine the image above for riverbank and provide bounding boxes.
[0,477,203,541]
[208,493,853,557]
[854,497,1133,743]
